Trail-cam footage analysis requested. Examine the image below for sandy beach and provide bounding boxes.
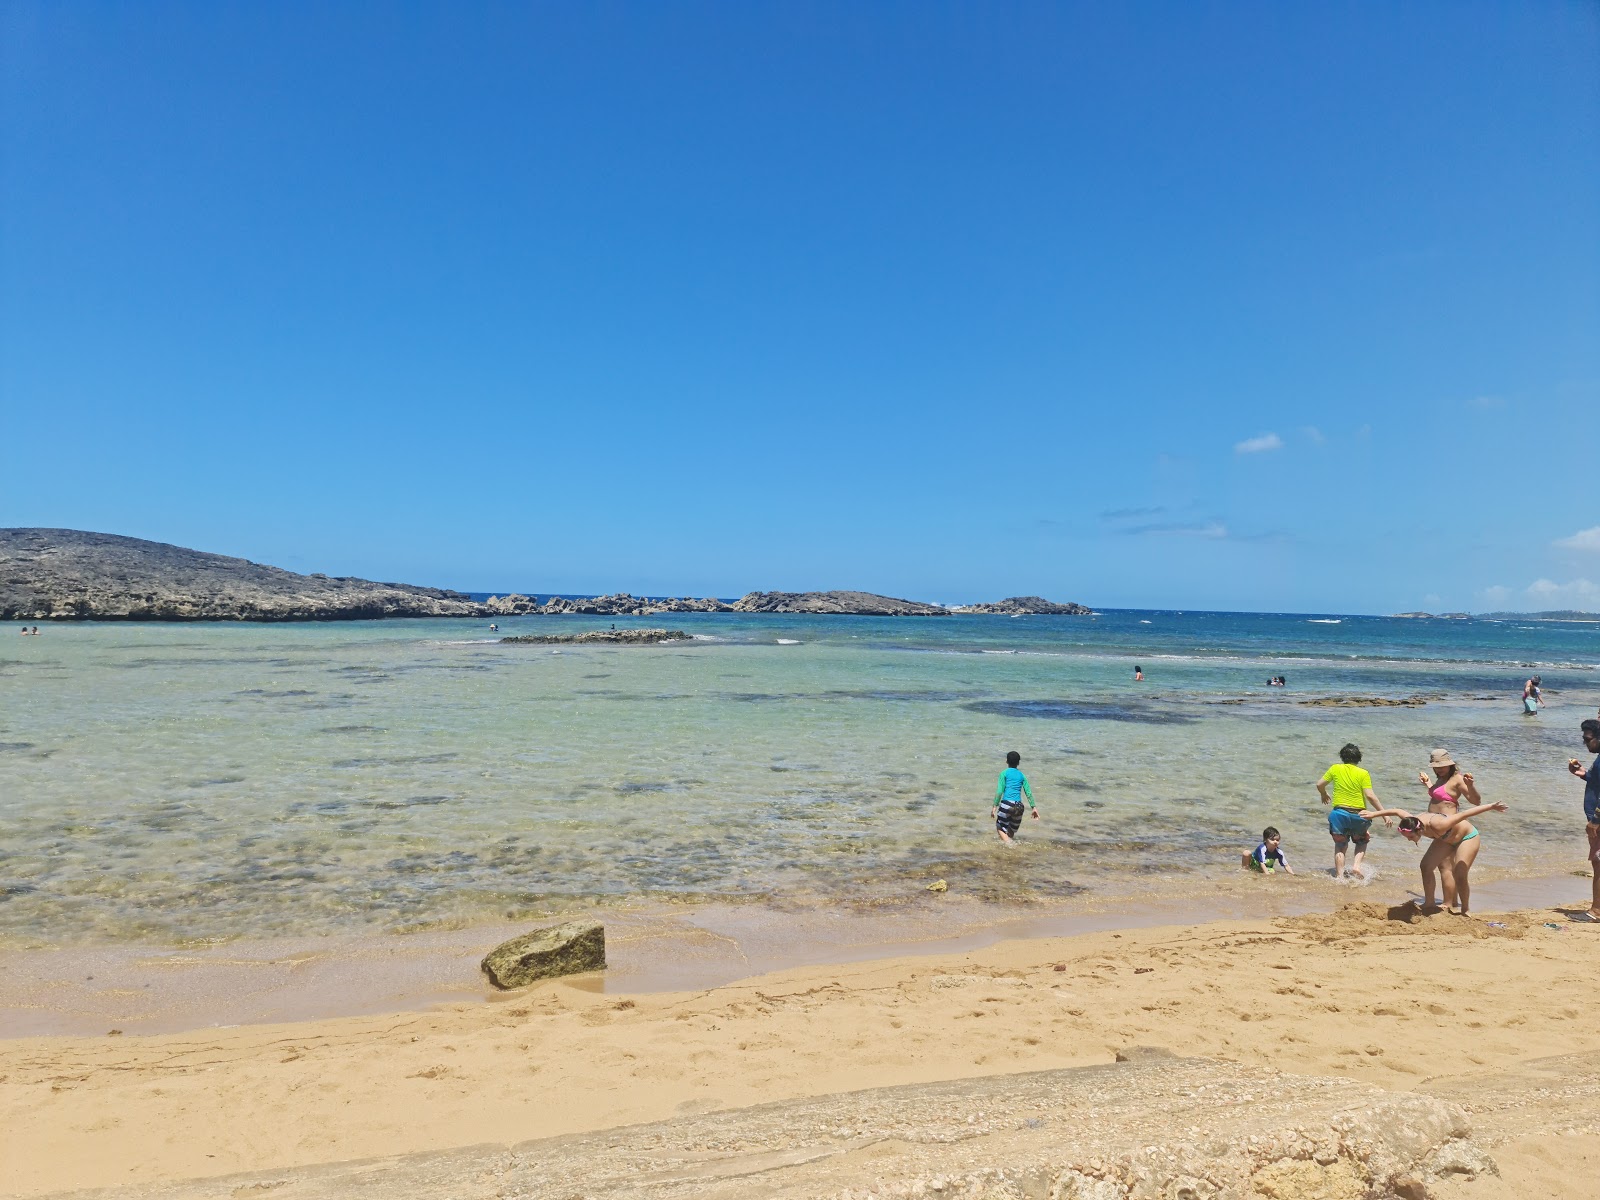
[4,896,1599,1198]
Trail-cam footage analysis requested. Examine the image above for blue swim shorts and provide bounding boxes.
[1328,807,1370,843]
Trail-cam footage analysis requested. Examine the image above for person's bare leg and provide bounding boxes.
[1451,837,1482,914]
[1420,839,1451,909]
[1589,825,1600,919]
[1349,842,1368,880]
[1333,841,1347,879]
[1419,853,1439,905]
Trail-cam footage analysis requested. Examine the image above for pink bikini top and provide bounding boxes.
[1430,784,1459,807]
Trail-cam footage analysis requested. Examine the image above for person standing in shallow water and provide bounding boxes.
[992,751,1039,843]
[1523,675,1543,715]
[1317,743,1387,881]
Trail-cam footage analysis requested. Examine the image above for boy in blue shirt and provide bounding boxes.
[1244,826,1293,874]
[993,750,1039,842]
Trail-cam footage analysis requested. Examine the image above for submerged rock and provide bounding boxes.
[481,920,606,988]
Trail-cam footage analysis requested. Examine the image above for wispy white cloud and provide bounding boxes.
[1301,426,1325,444]
[1468,395,1505,410]
[1124,520,1229,539]
[1480,578,1600,613]
[1234,433,1283,455]
[1100,505,1167,520]
[1555,527,1600,552]
[1355,424,1372,440]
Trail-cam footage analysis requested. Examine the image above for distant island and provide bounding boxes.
[1476,610,1600,623]
[1393,609,1600,622]
[0,530,1093,622]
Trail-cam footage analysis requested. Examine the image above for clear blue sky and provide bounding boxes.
[3,2,1597,613]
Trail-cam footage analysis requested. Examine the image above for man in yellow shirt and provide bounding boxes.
[1317,742,1387,881]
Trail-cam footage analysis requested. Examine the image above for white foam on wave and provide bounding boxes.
[1139,619,1152,624]
[981,649,1018,654]
[776,639,802,645]
[1308,619,1342,624]
[690,634,723,642]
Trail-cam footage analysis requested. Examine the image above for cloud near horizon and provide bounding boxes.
[1234,433,1283,454]
[1480,578,1600,612]
[1555,527,1600,553]
[1123,520,1229,539]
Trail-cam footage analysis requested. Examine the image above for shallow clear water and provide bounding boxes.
[1,611,1595,946]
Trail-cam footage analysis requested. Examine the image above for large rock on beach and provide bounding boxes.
[732,589,951,615]
[481,920,606,988]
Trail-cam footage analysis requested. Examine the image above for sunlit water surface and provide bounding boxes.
[1,610,1595,947]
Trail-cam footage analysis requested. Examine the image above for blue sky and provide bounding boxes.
[3,2,1597,613]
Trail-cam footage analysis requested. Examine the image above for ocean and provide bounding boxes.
[1,610,1595,949]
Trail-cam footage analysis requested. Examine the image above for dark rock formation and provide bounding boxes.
[533,593,732,616]
[953,596,1092,615]
[500,629,690,645]
[481,921,606,988]
[732,590,951,616]
[0,529,485,621]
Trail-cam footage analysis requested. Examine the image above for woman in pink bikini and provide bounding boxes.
[1401,752,1484,908]
[1416,748,1480,906]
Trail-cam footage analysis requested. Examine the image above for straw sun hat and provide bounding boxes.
[1427,748,1457,770]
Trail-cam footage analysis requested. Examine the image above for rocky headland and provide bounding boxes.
[3,530,1095,622]
[0,529,487,621]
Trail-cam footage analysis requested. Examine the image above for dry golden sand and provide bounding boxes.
[2,901,1598,1197]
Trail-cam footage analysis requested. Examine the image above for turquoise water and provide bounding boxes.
[1,611,1596,947]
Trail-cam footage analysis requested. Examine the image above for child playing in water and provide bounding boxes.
[1317,743,1387,882]
[1243,826,1293,874]
[992,751,1039,843]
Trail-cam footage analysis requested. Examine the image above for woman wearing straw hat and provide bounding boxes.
[1416,748,1481,908]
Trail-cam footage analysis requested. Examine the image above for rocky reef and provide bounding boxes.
[731,590,951,616]
[500,628,690,645]
[492,592,732,616]
[0,528,486,621]
[951,595,1092,615]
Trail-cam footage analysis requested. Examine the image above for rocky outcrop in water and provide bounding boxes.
[481,921,606,988]
[500,629,690,645]
[0,529,486,621]
[732,590,951,616]
[952,596,1092,615]
[529,593,733,615]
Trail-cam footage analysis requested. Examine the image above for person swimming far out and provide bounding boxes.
[1362,799,1510,915]
[1134,665,1144,681]
[992,751,1040,843]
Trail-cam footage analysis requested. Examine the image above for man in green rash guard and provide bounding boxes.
[993,750,1039,843]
